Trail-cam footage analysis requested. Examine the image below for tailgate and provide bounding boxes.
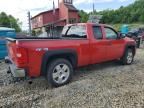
[6,38,29,67]
[6,38,17,63]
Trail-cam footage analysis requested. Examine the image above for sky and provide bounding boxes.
[0,0,135,31]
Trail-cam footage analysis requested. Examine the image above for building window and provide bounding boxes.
[38,17,41,22]
[64,0,72,4]
[69,18,76,24]
[32,18,37,24]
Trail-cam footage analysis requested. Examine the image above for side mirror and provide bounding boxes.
[118,33,126,39]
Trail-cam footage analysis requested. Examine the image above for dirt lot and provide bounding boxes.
[0,48,144,108]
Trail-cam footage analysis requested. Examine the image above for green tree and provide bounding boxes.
[99,0,144,24]
[79,10,89,23]
[9,15,22,32]
[0,12,22,32]
[78,0,144,24]
[0,12,10,27]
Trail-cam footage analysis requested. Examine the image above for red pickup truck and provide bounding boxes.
[5,23,136,87]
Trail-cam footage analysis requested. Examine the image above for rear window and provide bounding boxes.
[62,25,87,38]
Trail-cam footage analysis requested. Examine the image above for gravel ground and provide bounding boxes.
[0,47,144,108]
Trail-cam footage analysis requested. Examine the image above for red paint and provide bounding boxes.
[7,23,136,77]
[59,2,69,22]
[68,11,80,22]
[32,15,43,29]
[43,9,59,25]
[31,0,80,29]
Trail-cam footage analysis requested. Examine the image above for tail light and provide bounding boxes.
[16,47,28,67]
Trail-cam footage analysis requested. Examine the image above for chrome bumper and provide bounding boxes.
[5,56,26,78]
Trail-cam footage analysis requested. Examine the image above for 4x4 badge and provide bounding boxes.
[36,48,48,51]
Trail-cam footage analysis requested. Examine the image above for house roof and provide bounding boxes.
[0,27,15,31]
[31,8,59,19]
[64,4,78,11]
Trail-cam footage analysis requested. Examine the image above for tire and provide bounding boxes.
[47,58,73,87]
[136,38,141,48]
[121,48,134,65]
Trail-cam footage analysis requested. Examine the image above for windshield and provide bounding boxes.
[61,25,87,38]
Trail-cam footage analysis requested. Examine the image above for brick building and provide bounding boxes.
[31,0,80,36]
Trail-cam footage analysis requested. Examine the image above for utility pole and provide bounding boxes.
[9,18,12,28]
[58,0,59,8]
[52,0,56,37]
[28,11,32,36]
[93,2,95,14]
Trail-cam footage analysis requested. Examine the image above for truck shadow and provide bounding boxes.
[1,59,138,91]
[73,59,138,81]
[22,61,123,89]
[75,60,121,73]
[23,60,138,89]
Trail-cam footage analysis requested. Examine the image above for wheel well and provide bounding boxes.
[127,46,136,56]
[47,54,76,67]
[41,53,77,76]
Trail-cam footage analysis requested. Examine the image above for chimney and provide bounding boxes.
[60,0,73,4]
[58,0,60,8]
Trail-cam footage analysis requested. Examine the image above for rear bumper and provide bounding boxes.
[5,56,26,78]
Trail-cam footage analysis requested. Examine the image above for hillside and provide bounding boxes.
[100,0,144,24]
[79,0,144,24]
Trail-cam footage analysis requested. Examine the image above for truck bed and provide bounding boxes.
[6,37,62,42]
[9,37,61,39]
[6,36,87,42]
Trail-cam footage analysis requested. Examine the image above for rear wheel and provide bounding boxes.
[121,49,134,65]
[47,59,73,87]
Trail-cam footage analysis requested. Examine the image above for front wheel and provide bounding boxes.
[47,59,73,87]
[121,49,134,65]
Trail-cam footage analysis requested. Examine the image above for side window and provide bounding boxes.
[66,25,87,38]
[93,26,103,39]
[105,27,118,39]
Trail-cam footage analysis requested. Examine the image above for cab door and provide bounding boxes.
[90,26,108,64]
[103,26,125,60]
